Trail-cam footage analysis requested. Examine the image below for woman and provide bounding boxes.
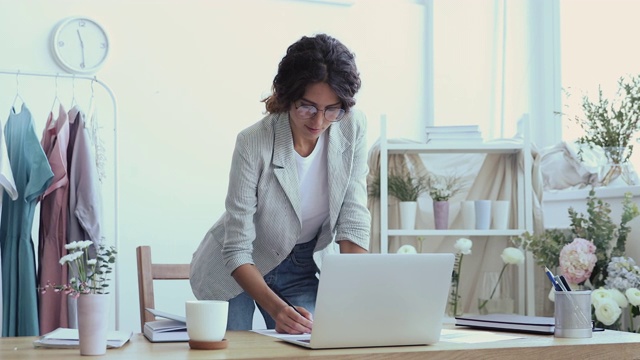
[190,34,370,335]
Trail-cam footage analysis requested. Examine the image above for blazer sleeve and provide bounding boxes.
[334,110,371,249]
[222,131,260,273]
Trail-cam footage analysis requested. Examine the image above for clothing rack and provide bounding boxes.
[0,69,120,330]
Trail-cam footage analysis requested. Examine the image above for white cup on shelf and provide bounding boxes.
[474,200,491,230]
[461,201,475,229]
[491,200,510,229]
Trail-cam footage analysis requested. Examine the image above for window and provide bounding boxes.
[560,0,640,169]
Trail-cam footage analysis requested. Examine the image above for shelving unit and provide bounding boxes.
[378,115,535,315]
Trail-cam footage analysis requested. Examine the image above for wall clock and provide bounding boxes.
[51,17,110,74]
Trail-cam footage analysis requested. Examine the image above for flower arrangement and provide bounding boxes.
[42,240,117,297]
[448,238,473,316]
[515,189,640,331]
[478,247,525,312]
[517,189,639,290]
[558,238,597,286]
[424,173,463,202]
[588,256,640,330]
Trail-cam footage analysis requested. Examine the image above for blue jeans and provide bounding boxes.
[226,239,319,330]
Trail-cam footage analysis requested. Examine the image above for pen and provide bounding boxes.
[555,275,568,292]
[544,267,563,291]
[558,275,572,291]
[272,287,305,317]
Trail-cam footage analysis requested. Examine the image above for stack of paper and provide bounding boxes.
[425,125,483,144]
[33,328,133,349]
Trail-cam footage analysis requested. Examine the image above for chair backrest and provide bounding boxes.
[136,245,191,332]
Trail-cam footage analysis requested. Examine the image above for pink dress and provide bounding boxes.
[66,107,104,328]
[38,105,70,334]
[67,106,103,246]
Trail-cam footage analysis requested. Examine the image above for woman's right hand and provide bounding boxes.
[274,305,313,334]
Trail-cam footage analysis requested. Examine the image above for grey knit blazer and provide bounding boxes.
[190,109,371,300]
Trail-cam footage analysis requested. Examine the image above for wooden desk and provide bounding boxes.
[2,328,640,359]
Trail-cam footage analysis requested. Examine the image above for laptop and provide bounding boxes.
[281,253,454,349]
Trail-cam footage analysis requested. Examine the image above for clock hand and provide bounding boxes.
[77,29,86,68]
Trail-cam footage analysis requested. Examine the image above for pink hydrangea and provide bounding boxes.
[559,238,597,284]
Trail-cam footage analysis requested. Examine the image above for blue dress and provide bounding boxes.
[1,104,53,336]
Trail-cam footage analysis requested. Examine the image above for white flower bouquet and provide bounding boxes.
[424,173,462,202]
[42,240,117,298]
[591,256,640,330]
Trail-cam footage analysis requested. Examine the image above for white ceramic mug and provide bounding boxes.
[185,300,229,342]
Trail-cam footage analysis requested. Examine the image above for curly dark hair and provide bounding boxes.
[263,34,361,114]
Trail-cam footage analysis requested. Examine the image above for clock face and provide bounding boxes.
[52,17,109,74]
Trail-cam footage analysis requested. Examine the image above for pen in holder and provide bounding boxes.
[554,290,592,338]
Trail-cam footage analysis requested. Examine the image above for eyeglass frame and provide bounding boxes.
[293,101,346,122]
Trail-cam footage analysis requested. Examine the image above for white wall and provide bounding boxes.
[0,0,426,333]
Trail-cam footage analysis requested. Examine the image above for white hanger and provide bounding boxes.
[70,74,78,108]
[49,73,62,114]
[47,74,63,130]
[11,71,25,112]
[86,77,97,129]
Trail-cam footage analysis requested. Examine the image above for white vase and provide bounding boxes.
[477,271,514,315]
[491,200,510,229]
[77,294,110,356]
[399,201,417,230]
[601,146,636,186]
[461,201,475,229]
[474,200,491,230]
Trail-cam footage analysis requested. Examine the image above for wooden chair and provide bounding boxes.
[136,245,191,332]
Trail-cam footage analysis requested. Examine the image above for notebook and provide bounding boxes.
[455,313,601,334]
[455,314,556,334]
[280,253,454,349]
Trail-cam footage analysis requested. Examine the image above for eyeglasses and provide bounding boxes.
[294,102,346,122]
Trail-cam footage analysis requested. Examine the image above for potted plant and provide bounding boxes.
[388,172,428,230]
[424,173,462,229]
[369,171,428,230]
[571,75,640,185]
[387,172,429,202]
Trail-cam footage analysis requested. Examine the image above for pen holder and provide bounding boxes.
[554,290,592,338]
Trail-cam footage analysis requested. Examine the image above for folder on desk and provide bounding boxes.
[455,314,555,334]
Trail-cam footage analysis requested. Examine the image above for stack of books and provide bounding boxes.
[425,125,483,144]
[144,319,189,342]
[143,308,189,342]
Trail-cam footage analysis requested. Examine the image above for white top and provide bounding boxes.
[295,133,330,244]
